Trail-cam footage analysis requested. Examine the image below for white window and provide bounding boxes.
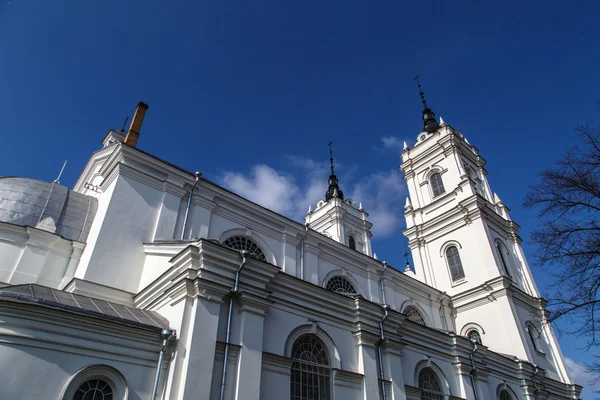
[446,246,465,282]
[291,335,331,400]
[418,367,444,400]
[495,241,512,277]
[222,236,266,262]
[404,305,426,326]
[430,173,445,197]
[60,365,127,400]
[325,276,357,294]
[526,322,542,353]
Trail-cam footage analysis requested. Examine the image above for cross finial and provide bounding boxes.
[413,73,428,109]
[328,141,335,175]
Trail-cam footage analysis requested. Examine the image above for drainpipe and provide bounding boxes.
[300,223,309,280]
[181,172,201,240]
[219,250,249,400]
[469,340,480,400]
[151,328,176,400]
[376,261,389,400]
[380,261,388,304]
[531,364,540,391]
[377,305,390,400]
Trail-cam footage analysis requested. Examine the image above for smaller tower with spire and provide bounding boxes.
[305,143,373,256]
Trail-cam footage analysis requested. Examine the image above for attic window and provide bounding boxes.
[326,276,357,295]
[222,236,267,262]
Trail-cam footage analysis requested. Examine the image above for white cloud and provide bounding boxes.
[221,158,407,238]
[565,357,597,395]
[222,165,300,216]
[381,136,404,149]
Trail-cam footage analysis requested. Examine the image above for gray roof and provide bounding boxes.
[0,177,98,242]
[0,284,169,332]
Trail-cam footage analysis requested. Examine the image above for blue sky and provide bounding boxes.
[1,0,599,392]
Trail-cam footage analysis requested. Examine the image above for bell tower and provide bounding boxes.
[399,79,571,383]
[305,143,373,256]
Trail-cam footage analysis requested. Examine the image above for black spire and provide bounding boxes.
[413,74,439,133]
[325,141,344,201]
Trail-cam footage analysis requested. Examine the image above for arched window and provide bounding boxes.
[404,305,426,326]
[430,173,445,198]
[495,241,512,277]
[499,389,513,400]
[73,379,113,400]
[60,365,126,400]
[526,322,541,353]
[348,236,356,250]
[418,367,444,400]
[291,335,331,400]
[325,276,357,294]
[222,236,267,262]
[467,329,482,345]
[446,246,465,282]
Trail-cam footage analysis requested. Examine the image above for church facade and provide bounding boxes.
[0,96,582,400]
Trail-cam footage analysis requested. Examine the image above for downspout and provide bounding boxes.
[377,305,390,400]
[469,340,480,400]
[531,364,540,391]
[219,250,249,400]
[151,329,176,400]
[181,172,201,240]
[300,223,309,280]
[377,261,389,400]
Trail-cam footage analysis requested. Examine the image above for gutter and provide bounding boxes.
[219,250,249,400]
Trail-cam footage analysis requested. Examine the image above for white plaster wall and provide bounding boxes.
[76,174,165,293]
[0,342,156,400]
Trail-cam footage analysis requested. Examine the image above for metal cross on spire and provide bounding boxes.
[413,73,428,110]
[328,140,335,175]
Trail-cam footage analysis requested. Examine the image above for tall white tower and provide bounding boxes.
[306,144,373,256]
[400,78,571,384]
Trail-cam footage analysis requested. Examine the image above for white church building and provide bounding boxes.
[0,89,582,400]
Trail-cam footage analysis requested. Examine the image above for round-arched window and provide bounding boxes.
[446,246,465,282]
[418,367,444,400]
[467,329,482,345]
[222,236,267,262]
[325,276,357,294]
[348,236,356,250]
[404,305,426,326]
[73,379,113,400]
[430,172,445,197]
[291,335,331,400]
[499,389,513,400]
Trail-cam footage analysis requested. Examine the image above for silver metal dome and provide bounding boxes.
[0,177,98,242]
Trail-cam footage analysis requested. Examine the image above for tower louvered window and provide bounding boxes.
[446,246,465,281]
[404,305,426,326]
[430,173,445,197]
[325,276,357,294]
[496,241,512,277]
[291,335,331,400]
[222,236,267,262]
[418,367,444,400]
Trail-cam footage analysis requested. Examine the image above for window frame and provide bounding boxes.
[222,235,267,262]
[417,367,445,400]
[348,235,356,250]
[403,304,427,326]
[495,240,513,278]
[445,245,466,283]
[290,334,332,400]
[60,365,128,400]
[429,172,446,198]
